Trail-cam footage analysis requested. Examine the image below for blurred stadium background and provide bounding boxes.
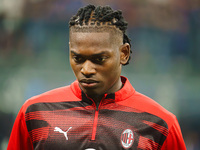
[0,0,200,149]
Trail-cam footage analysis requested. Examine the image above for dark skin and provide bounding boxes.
[69,29,130,106]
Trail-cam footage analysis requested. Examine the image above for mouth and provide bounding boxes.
[79,79,99,88]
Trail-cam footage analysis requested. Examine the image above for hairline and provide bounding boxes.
[69,25,123,45]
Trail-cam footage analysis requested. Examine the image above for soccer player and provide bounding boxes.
[7,4,186,150]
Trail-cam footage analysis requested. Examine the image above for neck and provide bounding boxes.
[106,76,123,94]
[88,77,123,107]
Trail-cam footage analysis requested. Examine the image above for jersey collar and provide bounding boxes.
[70,76,135,103]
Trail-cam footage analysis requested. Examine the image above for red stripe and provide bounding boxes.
[29,127,49,143]
[123,134,125,143]
[138,136,161,150]
[91,110,99,140]
[125,133,128,143]
[142,120,168,136]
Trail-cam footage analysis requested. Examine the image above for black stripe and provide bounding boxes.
[26,120,49,132]
[106,93,115,99]
[101,109,168,128]
[125,133,128,143]
[26,101,92,113]
[81,91,93,105]
[81,92,115,104]
[33,140,45,149]
[100,109,168,145]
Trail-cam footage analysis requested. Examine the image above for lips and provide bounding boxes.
[79,79,99,88]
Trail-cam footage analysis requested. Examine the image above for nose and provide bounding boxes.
[81,60,96,77]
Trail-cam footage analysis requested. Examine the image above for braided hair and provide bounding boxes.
[69,4,132,65]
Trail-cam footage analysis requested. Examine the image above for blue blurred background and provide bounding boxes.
[0,0,200,149]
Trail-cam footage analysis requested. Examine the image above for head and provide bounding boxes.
[69,4,132,98]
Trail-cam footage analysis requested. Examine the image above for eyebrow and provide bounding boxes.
[70,50,109,57]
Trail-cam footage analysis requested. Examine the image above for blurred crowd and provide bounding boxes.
[0,0,200,149]
[0,0,200,74]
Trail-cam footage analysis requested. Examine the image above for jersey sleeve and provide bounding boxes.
[7,106,33,150]
[161,117,186,150]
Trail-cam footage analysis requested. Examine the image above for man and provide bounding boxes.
[7,4,186,150]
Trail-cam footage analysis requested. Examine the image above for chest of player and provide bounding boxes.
[25,101,168,150]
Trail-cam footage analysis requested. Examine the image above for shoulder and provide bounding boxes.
[119,90,177,128]
[137,91,176,127]
[21,83,80,113]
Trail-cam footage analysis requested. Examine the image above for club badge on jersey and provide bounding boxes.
[121,129,134,149]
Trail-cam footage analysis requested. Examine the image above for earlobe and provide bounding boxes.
[120,43,130,65]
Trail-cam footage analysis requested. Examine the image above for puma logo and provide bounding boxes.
[54,127,72,140]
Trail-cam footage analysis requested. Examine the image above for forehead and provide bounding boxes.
[70,32,111,48]
[69,26,123,49]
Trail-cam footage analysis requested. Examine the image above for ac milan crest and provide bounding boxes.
[121,129,134,149]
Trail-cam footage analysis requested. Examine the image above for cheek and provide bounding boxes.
[101,61,121,77]
[106,57,120,71]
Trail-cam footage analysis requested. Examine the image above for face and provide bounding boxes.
[69,30,130,97]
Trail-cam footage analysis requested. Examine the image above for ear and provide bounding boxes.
[119,43,130,65]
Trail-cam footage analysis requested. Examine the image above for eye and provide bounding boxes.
[92,56,107,64]
[72,56,85,63]
[96,57,105,62]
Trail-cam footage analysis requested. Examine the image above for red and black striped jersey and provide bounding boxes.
[7,76,186,150]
